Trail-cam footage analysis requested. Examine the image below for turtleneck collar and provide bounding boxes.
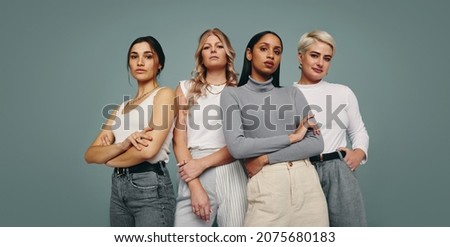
[244,76,275,93]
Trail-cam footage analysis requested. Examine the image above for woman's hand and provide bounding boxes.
[120,127,153,151]
[289,114,320,143]
[99,133,113,146]
[244,155,268,178]
[190,185,212,222]
[178,159,207,183]
[301,113,320,135]
[338,147,365,171]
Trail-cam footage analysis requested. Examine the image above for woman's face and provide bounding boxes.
[247,33,282,82]
[201,34,227,71]
[128,42,161,82]
[298,40,333,84]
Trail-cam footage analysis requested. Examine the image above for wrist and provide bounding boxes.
[289,129,306,143]
[261,155,269,165]
[198,158,209,170]
[354,148,366,160]
[299,120,307,129]
[299,124,308,132]
[288,133,300,143]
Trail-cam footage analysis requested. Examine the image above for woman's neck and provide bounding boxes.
[298,75,321,85]
[206,70,227,85]
[136,80,158,96]
[245,76,274,92]
[251,72,271,84]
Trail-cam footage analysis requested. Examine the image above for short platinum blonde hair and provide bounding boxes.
[297,30,336,56]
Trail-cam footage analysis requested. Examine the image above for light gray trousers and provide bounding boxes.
[174,149,247,227]
[314,155,367,227]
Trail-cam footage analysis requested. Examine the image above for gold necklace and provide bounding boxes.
[205,83,226,95]
[130,86,159,104]
[208,81,227,86]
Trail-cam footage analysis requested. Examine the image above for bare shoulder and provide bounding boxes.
[155,87,176,99]
[175,84,184,96]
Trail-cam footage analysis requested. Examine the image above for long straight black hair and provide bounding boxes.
[238,31,283,87]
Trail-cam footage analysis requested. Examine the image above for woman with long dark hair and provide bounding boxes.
[221,31,328,226]
[85,36,176,227]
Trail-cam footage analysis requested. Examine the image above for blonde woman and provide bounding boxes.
[173,28,247,227]
[295,30,369,226]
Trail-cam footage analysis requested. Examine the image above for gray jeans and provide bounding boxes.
[109,165,175,227]
[314,157,367,227]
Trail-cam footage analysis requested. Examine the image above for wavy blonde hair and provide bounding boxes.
[187,28,238,106]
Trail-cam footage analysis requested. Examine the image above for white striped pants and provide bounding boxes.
[174,149,248,227]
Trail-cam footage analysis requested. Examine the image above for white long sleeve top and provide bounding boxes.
[293,80,369,163]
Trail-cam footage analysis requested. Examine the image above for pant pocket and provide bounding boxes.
[128,172,159,199]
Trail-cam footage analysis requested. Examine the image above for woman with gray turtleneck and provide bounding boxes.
[220,31,328,227]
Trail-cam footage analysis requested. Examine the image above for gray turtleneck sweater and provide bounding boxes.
[220,77,324,164]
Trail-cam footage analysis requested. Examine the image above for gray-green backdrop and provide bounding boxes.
[1,0,449,226]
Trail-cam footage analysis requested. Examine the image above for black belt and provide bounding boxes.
[310,150,346,163]
[114,161,165,176]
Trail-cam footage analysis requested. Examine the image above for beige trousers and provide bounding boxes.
[244,159,329,227]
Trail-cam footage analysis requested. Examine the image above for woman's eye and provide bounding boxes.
[203,46,210,50]
[130,55,137,59]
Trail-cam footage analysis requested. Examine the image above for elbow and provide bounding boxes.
[229,151,245,160]
[227,145,247,159]
[310,136,324,156]
[141,149,158,161]
[316,141,325,156]
[315,137,325,155]
[84,153,100,164]
[142,153,155,161]
[84,150,95,164]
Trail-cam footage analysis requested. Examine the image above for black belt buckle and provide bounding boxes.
[115,167,127,176]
